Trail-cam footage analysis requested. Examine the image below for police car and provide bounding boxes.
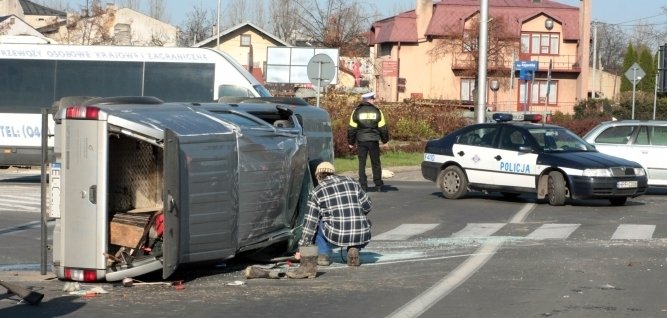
[421,114,648,206]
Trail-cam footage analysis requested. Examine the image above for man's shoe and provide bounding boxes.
[317,255,331,266]
[347,247,360,266]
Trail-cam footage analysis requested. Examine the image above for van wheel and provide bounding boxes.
[609,197,628,206]
[438,166,468,199]
[547,171,566,206]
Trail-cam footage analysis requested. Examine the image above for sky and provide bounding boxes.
[57,0,667,30]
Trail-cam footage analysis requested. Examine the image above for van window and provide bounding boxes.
[219,84,253,97]
[56,61,143,98]
[144,62,214,102]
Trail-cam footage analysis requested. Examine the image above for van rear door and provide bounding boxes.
[62,118,108,279]
[163,129,239,278]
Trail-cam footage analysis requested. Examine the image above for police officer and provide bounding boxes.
[347,92,389,192]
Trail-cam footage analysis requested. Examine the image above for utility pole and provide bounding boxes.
[476,0,489,124]
[216,0,221,48]
[592,21,597,98]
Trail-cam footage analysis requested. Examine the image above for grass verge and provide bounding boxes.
[334,151,422,172]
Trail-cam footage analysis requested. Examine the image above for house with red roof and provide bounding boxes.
[368,0,591,114]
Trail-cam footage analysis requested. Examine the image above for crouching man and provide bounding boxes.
[287,162,372,279]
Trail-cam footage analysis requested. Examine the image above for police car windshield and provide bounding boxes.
[528,127,594,153]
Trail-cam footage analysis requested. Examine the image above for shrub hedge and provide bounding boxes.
[315,92,667,158]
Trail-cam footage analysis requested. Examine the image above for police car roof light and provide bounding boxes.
[492,113,513,122]
[524,114,543,123]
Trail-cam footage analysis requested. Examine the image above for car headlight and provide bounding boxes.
[583,168,612,177]
[634,168,646,176]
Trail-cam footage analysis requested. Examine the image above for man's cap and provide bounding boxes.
[362,92,375,100]
[315,161,336,175]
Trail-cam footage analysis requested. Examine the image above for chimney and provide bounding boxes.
[416,0,433,38]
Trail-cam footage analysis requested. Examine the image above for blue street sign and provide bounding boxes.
[514,60,538,71]
[519,69,533,81]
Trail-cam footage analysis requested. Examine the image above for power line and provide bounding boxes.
[595,12,667,27]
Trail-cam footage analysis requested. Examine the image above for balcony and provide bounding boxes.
[452,54,581,73]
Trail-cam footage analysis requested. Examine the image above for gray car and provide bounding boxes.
[583,120,667,187]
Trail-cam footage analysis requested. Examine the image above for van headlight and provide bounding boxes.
[634,168,646,176]
[583,168,612,177]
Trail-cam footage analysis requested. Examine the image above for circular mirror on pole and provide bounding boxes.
[490,79,499,111]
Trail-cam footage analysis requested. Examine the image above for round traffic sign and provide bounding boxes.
[307,54,335,87]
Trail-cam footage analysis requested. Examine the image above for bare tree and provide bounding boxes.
[56,0,114,45]
[147,0,167,22]
[592,22,627,75]
[226,0,248,28]
[179,3,215,46]
[269,0,305,44]
[251,0,267,30]
[428,15,516,98]
[297,0,373,55]
[118,0,142,11]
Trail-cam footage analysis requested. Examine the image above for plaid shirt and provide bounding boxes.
[299,175,372,247]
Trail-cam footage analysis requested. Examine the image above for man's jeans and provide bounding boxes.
[314,221,367,255]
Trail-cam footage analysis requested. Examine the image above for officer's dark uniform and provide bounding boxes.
[347,94,389,192]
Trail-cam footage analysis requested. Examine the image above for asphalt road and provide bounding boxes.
[2,167,667,318]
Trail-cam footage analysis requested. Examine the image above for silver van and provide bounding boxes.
[50,96,332,282]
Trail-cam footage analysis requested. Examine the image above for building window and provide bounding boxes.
[379,43,393,57]
[461,78,476,101]
[519,80,558,105]
[240,34,251,46]
[520,32,559,55]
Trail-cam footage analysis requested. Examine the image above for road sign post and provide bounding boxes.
[514,61,538,113]
[307,54,335,108]
[625,62,645,120]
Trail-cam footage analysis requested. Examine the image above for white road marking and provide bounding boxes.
[611,224,655,240]
[451,223,505,238]
[385,203,534,318]
[509,203,536,223]
[386,240,505,318]
[374,224,439,241]
[526,224,580,239]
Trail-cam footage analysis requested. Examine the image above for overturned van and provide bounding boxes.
[50,96,333,282]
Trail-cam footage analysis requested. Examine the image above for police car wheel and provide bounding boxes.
[437,166,468,199]
[609,197,627,206]
[547,171,566,206]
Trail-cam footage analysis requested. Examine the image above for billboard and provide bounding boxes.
[265,47,339,84]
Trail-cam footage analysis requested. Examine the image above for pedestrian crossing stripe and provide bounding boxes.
[452,223,505,238]
[526,224,580,240]
[375,223,662,241]
[611,224,655,240]
[373,224,439,241]
[0,194,42,213]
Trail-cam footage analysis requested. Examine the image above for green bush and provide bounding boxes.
[319,92,467,157]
